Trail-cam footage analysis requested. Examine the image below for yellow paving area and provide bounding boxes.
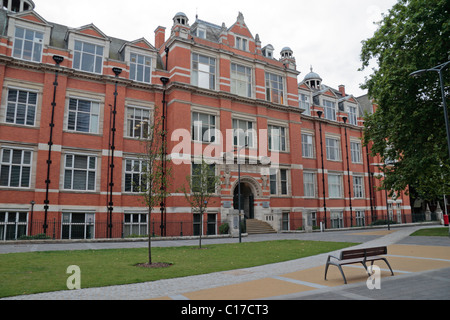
[183,278,315,300]
[151,244,450,300]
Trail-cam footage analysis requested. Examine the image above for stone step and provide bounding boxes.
[246,219,277,234]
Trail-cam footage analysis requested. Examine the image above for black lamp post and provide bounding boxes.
[30,200,35,236]
[160,76,170,237]
[234,144,247,243]
[107,67,122,238]
[342,117,353,227]
[317,111,327,229]
[43,55,64,236]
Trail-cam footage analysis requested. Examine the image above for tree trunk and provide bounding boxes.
[199,210,203,249]
[148,206,152,265]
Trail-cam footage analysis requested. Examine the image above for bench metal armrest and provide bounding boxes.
[326,254,341,263]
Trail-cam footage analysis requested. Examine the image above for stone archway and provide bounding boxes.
[232,176,261,219]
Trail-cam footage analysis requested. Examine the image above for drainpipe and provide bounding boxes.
[43,55,64,236]
[107,67,122,238]
[317,111,327,229]
[343,117,353,227]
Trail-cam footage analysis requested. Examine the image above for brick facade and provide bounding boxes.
[0,4,412,240]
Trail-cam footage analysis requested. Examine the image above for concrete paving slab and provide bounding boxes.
[348,230,396,236]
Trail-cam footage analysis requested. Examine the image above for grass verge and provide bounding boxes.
[410,227,449,237]
[0,240,356,298]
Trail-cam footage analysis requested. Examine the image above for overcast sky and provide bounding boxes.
[33,0,398,97]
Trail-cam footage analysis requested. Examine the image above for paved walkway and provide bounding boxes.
[1,225,450,301]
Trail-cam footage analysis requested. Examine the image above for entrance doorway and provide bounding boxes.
[233,182,254,219]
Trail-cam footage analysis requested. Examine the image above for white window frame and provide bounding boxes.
[62,212,95,240]
[124,158,147,193]
[123,213,148,237]
[326,137,341,161]
[348,105,358,125]
[63,154,97,191]
[192,53,216,90]
[353,175,365,198]
[233,118,256,148]
[191,162,217,194]
[0,211,28,240]
[196,26,207,39]
[355,210,365,227]
[268,125,287,152]
[67,97,100,134]
[0,148,33,188]
[351,141,362,164]
[299,94,310,115]
[192,112,217,143]
[330,211,344,229]
[13,26,44,63]
[323,99,336,121]
[72,39,104,74]
[302,133,314,158]
[270,168,289,196]
[265,72,285,104]
[129,52,152,84]
[328,173,343,199]
[126,106,151,139]
[5,88,38,126]
[231,63,252,98]
[303,171,316,198]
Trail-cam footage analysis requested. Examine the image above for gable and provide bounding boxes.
[79,28,105,39]
[228,12,254,39]
[229,23,253,39]
[70,24,109,40]
[347,96,357,104]
[299,83,311,91]
[129,38,156,51]
[13,11,50,26]
[323,89,336,98]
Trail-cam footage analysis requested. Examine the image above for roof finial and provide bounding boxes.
[310,65,313,73]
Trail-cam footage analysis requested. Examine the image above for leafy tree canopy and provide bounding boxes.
[360,0,450,200]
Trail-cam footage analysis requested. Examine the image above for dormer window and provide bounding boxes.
[196,26,206,39]
[73,40,104,74]
[323,99,336,121]
[348,105,358,125]
[262,45,274,59]
[13,26,43,62]
[130,53,152,83]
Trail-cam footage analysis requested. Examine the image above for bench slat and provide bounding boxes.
[340,246,387,260]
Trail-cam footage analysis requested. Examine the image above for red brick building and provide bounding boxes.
[0,2,412,240]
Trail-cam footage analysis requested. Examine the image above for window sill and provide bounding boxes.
[64,130,102,137]
[60,189,98,194]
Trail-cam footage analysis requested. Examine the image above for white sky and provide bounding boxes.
[33,0,398,97]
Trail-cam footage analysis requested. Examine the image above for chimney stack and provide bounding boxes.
[155,26,166,50]
[338,85,346,97]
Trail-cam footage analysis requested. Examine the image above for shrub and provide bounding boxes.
[219,223,229,235]
[18,234,51,240]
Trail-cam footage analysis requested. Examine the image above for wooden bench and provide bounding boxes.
[324,246,394,284]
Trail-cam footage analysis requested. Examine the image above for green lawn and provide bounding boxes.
[410,227,450,237]
[0,240,356,298]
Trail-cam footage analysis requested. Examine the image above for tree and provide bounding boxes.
[360,0,450,200]
[181,159,221,249]
[137,108,171,265]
